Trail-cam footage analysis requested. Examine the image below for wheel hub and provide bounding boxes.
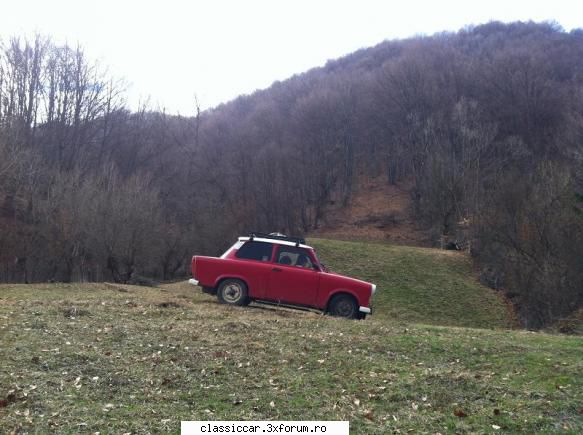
[337,300,354,317]
[224,284,242,302]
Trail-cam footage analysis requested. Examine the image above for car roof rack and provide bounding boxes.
[248,232,306,246]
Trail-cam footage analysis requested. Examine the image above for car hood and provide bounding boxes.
[320,271,372,289]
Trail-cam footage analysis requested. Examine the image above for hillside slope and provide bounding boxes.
[309,238,513,329]
[310,178,430,246]
[0,282,581,433]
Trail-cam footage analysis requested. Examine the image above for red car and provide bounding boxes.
[189,233,376,319]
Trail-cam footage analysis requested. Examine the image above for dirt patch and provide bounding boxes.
[311,176,430,246]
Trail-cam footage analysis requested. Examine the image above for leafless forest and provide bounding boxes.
[1,22,582,327]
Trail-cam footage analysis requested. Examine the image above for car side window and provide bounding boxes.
[235,241,273,262]
[276,246,314,269]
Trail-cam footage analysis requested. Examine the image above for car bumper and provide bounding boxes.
[188,278,199,286]
[360,283,376,315]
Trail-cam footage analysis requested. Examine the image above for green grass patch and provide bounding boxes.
[309,238,513,328]
[1,282,581,433]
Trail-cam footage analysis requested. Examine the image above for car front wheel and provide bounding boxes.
[328,294,358,319]
[217,279,250,306]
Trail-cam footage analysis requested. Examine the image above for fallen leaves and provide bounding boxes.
[454,408,468,417]
[0,282,581,434]
[63,306,90,318]
[363,409,374,421]
[14,408,30,418]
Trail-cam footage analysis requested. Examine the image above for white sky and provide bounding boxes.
[1,0,581,115]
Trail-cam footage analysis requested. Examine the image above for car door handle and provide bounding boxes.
[272,267,283,272]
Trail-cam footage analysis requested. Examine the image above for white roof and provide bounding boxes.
[238,236,313,249]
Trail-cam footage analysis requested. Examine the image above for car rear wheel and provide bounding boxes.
[328,294,358,319]
[217,279,250,306]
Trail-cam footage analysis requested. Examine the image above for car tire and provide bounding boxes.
[202,286,216,295]
[328,294,358,319]
[217,279,250,306]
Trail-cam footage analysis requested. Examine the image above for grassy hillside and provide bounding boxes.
[309,238,513,329]
[0,282,581,433]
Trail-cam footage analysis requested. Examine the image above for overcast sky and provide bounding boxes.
[1,0,581,115]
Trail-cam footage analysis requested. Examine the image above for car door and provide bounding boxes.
[267,245,320,306]
[232,241,275,299]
